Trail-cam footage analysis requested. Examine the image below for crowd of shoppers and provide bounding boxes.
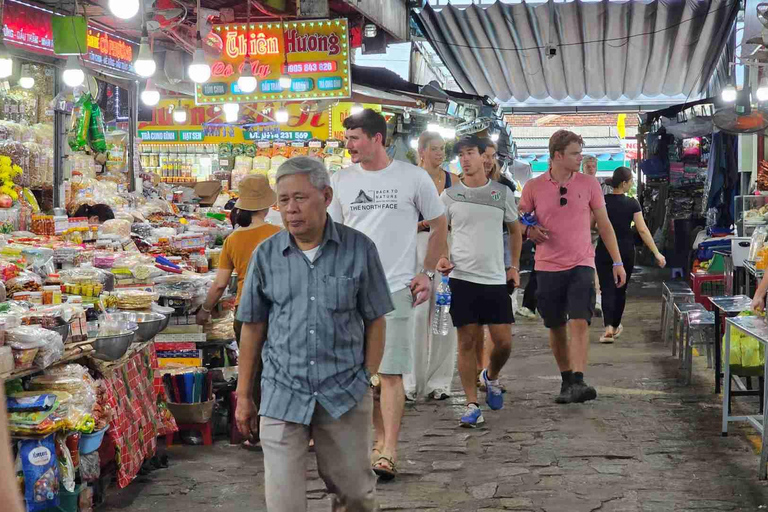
[204,111,657,511]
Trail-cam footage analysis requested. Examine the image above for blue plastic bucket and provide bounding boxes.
[79,427,108,455]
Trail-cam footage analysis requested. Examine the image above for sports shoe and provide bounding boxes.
[460,404,484,428]
[405,390,417,402]
[555,382,573,404]
[429,389,450,400]
[480,369,504,410]
[517,307,536,319]
[570,382,597,403]
[594,296,603,317]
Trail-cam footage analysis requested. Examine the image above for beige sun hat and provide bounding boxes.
[235,174,277,211]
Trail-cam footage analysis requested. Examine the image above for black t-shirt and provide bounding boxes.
[597,194,641,257]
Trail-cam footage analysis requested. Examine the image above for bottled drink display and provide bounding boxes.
[432,276,452,336]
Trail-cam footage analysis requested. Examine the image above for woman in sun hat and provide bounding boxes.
[196,174,281,449]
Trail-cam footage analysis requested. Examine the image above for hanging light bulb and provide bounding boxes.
[350,103,364,115]
[757,77,768,103]
[275,107,289,123]
[188,40,211,84]
[173,101,188,123]
[140,79,160,106]
[108,0,139,20]
[223,103,239,123]
[722,79,737,103]
[279,73,292,90]
[491,132,500,142]
[427,123,440,133]
[439,126,456,140]
[237,59,258,93]
[410,138,419,149]
[62,56,84,88]
[0,41,14,79]
[134,36,156,78]
[18,65,34,89]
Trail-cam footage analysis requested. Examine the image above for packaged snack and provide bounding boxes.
[68,93,92,152]
[88,104,107,153]
[6,394,57,412]
[18,434,60,512]
[79,451,100,482]
[55,433,76,492]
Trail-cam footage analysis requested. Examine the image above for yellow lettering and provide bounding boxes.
[225,32,238,58]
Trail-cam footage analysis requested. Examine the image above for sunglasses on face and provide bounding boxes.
[560,186,567,207]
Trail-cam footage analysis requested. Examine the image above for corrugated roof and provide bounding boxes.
[413,0,739,109]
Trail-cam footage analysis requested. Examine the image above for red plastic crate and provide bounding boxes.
[689,272,725,311]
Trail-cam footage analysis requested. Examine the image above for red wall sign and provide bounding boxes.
[2,0,137,75]
[1,0,55,54]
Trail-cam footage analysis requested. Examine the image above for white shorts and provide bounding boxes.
[378,288,414,375]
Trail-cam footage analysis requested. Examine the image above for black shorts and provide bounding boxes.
[448,278,514,328]
[536,266,596,328]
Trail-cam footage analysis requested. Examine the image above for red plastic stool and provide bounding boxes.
[167,421,213,446]
[689,272,725,311]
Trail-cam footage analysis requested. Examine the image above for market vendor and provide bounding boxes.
[73,203,115,224]
[196,174,281,339]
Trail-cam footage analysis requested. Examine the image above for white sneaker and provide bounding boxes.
[595,295,603,317]
[517,307,536,319]
[429,389,451,400]
[405,390,417,402]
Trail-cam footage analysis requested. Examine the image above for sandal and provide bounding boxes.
[372,455,397,481]
[613,325,624,338]
[241,439,262,452]
[599,332,615,344]
[370,447,381,465]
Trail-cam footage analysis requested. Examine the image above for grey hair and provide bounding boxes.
[582,155,597,164]
[275,156,331,190]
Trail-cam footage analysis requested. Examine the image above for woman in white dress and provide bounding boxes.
[404,132,458,401]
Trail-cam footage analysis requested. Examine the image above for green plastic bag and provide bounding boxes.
[726,311,766,377]
[68,93,92,151]
[88,103,107,153]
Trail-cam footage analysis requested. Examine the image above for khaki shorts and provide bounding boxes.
[378,288,414,375]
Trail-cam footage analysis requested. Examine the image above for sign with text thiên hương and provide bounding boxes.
[195,19,350,105]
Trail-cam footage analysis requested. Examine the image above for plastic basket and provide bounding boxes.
[79,427,108,455]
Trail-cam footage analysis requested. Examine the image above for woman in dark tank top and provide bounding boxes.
[595,167,666,343]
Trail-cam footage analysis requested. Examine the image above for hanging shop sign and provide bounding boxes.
[138,99,330,143]
[330,102,382,140]
[1,0,138,75]
[196,19,351,105]
[622,139,638,160]
[84,27,135,74]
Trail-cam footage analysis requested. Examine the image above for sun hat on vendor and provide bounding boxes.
[235,174,277,211]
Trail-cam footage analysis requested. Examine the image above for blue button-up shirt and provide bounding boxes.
[236,215,394,425]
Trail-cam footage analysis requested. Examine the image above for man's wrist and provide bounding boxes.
[201,304,212,313]
[612,261,624,267]
[509,265,519,271]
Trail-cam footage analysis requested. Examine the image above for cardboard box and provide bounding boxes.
[194,181,222,207]
[155,333,207,343]
[158,357,203,368]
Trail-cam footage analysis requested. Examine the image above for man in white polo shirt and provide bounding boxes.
[329,109,448,480]
[437,135,522,428]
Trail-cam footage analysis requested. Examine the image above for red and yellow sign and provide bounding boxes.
[138,99,330,143]
[196,19,351,105]
[331,103,381,140]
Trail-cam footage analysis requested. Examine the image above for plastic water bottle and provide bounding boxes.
[432,277,452,336]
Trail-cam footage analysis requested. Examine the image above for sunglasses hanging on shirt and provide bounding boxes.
[559,186,567,206]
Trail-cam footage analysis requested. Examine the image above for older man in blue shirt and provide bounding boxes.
[236,156,394,512]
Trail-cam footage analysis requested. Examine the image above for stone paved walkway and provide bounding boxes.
[105,269,768,511]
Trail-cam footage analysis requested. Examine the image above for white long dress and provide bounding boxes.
[403,230,458,397]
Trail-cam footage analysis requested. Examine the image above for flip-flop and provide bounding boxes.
[370,447,381,465]
[372,455,397,481]
[613,325,624,338]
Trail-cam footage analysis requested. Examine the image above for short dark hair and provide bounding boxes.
[549,130,584,159]
[235,207,253,228]
[73,203,114,223]
[454,135,488,156]
[342,108,387,146]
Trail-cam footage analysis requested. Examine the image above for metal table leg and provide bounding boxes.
[760,354,768,479]
[715,310,722,394]
[722,325,731,436]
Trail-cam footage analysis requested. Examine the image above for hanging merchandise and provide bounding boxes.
[68,93,93,152]
[89,103,108,154]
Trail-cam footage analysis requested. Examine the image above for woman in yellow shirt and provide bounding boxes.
[196,174,280,450]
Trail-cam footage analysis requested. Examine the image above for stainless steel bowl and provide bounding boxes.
[91,329,137,361]
[122,312,167,342]
[44,323,70,344]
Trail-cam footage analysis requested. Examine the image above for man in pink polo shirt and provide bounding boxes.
[519,130,626,404]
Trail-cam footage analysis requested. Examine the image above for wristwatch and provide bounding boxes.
[421,269,435,281]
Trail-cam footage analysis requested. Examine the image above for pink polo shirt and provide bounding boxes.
[519,171,605,272]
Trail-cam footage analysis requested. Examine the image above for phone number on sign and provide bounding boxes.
[283,61,337,74]
[246,131,312,141]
